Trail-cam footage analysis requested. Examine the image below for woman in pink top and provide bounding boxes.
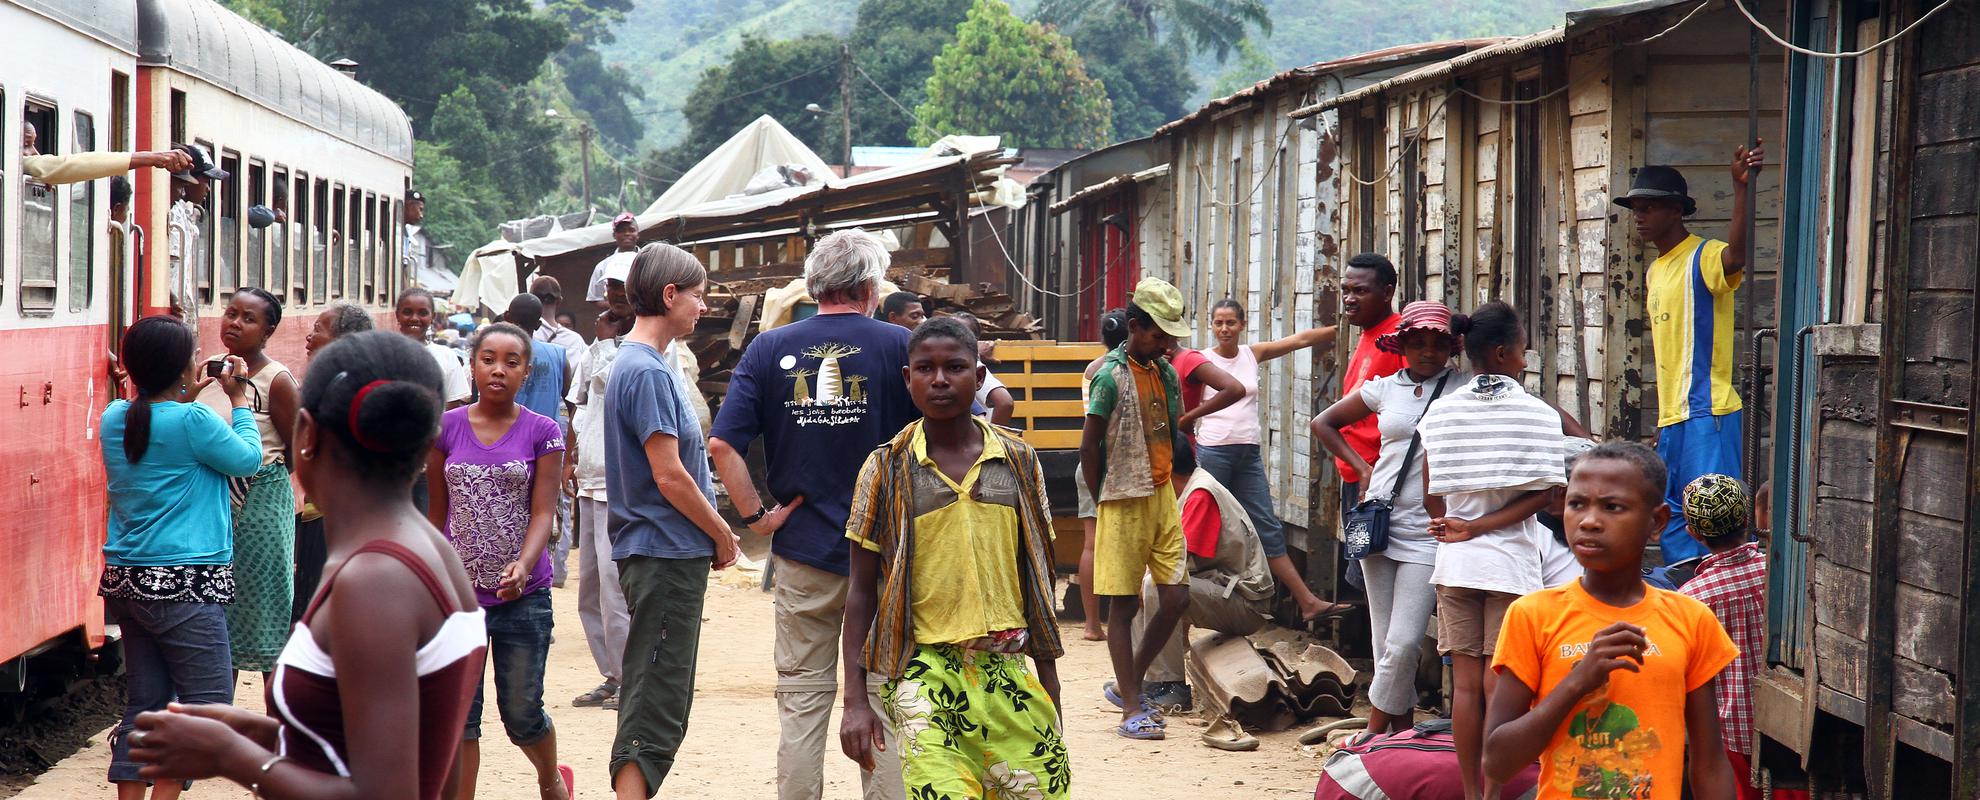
[1190,299,1342,620]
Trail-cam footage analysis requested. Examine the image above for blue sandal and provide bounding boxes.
[1103,680,1161,717]
[1115,709,1167,740]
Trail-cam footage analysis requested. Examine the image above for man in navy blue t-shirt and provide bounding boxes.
[709,228,916,800]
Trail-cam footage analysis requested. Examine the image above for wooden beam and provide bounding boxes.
[728,294,758,350]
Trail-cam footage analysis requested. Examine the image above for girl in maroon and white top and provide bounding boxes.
[128,330,486,800]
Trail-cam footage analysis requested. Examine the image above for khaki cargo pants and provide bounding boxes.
[772,556,904,800]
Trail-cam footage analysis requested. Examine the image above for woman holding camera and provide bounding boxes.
[194,288,300,679]
[101,315,265,800]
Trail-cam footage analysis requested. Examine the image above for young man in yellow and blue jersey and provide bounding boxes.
[1613,142,1765,564]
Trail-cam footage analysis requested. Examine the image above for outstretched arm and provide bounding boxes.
[1251,325,1338,363]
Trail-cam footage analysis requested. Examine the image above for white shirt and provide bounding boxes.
[425,341,471,404]
[1357,367,1468,568]
[566,337,619,499]
[168,199,203,326]
[1428,486,1549,596]
[1539,529,1584,587]
[974,368,1007,410]
[535,318,587,355]
[1195,346,1261,447]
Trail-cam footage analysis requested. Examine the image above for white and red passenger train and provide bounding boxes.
[0,0,413,697]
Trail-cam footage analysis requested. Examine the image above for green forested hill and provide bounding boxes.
[601,0,1603,153]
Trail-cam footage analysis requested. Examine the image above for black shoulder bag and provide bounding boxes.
[1342,370,1452,560]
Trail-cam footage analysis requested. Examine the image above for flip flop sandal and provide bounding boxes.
[1115,709,1167,741]
[572,684,617,707]
[557,764,575,798]
[1298,601,1362,621]
[1102,681,1162,718]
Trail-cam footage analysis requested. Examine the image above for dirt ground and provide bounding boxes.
[13,556,1335,799]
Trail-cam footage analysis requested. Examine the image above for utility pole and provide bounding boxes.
[579,122,594,220]
[839,44,854,177]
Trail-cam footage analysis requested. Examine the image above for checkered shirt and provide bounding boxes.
[1681,541,1766,754]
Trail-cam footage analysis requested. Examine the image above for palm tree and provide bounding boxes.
[1033,0,1270,63]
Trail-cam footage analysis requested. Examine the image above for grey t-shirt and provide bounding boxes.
[603,341,716,561]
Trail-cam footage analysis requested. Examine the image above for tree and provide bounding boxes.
[915,0,1113,149]
[312,0,565,129]
[847,0,975,146]
[1209,37,1276,98]
[1069,7,1196,139]
[641,34,847,186]
[1033,0,1269,62]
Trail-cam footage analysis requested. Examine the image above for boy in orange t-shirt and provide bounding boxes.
[1483,442,1739,800]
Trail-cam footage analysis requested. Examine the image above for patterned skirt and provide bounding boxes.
[226,462,295,673]
[882,644,1071,800]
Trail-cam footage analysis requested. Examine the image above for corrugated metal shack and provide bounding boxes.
[1301,0,1788,444]
[1753,0,1979,794]
[1010,137,1169,342]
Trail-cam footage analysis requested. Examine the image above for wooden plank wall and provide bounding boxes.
[1805,0,1980,748]
[1155,87,1322,531]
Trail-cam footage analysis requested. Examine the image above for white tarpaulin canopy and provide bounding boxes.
[520,116,835,260]
[452,241,522,313]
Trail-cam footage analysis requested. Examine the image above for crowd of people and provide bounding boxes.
[94,145,1781,800]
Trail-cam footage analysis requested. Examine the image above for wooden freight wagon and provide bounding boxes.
[1752,0,1980,795]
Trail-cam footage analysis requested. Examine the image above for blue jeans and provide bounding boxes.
[466,588,554,745]
[1655,411,1743,564]
[1196,444,1287,558]
[106,598,234,784]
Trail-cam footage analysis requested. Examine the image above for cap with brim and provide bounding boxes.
[602,250,636,284]
[1130,278,1191,338]
[612,211,637,228]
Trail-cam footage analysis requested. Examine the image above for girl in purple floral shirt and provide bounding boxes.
[425,322,572,800]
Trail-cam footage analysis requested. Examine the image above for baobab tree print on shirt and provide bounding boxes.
[779,342,877,427]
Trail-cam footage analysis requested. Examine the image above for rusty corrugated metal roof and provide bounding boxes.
[1150,38,1508,138]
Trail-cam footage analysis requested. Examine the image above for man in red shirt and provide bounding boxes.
[1337,254,1406,512]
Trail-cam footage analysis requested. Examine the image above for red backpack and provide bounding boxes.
[1315,720,1541,800]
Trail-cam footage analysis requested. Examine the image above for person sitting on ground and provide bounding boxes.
[130,331,486,800]
[840,316,1069,799]
[1081,278,1195,742]
[1677,474,1768,800]
[1484,442,1739,800]
[876,291,925,329]
[1614,144,1763,567]
[1418,301,1567,800]
[1117,439,1277,743]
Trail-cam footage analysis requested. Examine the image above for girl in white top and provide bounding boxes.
[1191,299,1341,620]
[1312,299,1465,736]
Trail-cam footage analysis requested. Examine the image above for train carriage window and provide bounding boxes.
[363,192,377,303]
[20,100,60,314]
[196,139,216,307]
[247,160,266,292]
[345,189,360,300]
[217,150,241,296]
[272,167,290,302]
[111,73,128,151]
[391,199,404,297]
[376,196,390,303]
[69,112,96,313]
[330,184,346,299]
[311,178,327,304]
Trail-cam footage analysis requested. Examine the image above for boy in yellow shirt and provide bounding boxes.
[1484,442,1739,800]
[840,317,1069,799]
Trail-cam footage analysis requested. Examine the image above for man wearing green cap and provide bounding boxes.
[1079,277,1211,740]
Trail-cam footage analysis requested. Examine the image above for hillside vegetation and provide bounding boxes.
[603,0,1600,153]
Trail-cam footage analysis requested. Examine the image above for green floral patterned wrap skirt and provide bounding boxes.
[881,644,1070,800]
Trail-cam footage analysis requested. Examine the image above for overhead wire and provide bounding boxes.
[1731,0,1958,58]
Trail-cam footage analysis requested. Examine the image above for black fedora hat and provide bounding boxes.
[1613,165,1695,216]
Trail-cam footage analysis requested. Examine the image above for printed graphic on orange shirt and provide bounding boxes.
[1550,684,1661,799]
[780,343,874,427]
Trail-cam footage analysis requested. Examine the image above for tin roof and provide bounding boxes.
[1292,0,1701,117]
[15,0,138,53]
[1152,38,1508,138]
[135,0,414,163]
